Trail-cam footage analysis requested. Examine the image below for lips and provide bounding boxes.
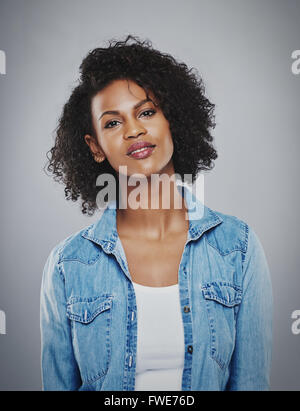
[126,141,156,156]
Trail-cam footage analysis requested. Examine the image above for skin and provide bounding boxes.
[84,79,189,286]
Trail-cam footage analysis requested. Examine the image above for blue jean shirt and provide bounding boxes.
[40,184,273,391]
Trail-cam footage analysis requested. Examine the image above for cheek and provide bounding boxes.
[164,129,174,154]
[100,137,121,158]
[152,119,174,150]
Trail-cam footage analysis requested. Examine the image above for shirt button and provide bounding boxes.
[183,306,190,313]
[187,345,193,354]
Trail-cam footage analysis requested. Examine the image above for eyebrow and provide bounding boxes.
[97,98,153,121]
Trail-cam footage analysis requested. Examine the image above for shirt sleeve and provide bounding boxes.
[226,225,273,391]
[40,245,81,391]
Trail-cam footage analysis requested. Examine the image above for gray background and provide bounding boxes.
[0,0,299,390]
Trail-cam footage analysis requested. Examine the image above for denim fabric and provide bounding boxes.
[40,185,273,391]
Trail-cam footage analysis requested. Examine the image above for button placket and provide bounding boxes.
[178,247,193,390]
[187,345,193,354]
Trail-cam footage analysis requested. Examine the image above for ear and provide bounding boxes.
[84,134,105,157]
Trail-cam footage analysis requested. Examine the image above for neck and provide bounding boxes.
[116,173,188,241]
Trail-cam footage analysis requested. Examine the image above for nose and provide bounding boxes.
[123,117,146,139]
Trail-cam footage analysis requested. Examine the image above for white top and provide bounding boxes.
[132,281,185,391]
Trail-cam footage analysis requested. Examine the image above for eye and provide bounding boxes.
[104,120,120,129]
[140,109,156,118]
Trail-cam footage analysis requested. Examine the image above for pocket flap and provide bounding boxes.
[66,295,113,323]
[202,282,242,307]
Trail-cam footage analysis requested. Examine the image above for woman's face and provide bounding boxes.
[85,79,175,179]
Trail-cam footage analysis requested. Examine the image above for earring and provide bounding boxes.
[94,153,105,163]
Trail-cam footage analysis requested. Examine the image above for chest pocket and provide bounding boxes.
[201,282,242,370]
[66,295,113,385]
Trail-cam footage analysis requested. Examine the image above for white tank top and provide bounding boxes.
[132,281,185,391]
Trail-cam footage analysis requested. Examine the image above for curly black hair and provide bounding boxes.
[45,35,217,215]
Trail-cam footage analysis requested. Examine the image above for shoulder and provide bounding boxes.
[204,205,267,265]
[203,206,250,256]
[202,206,271,292]
[46,221,102,267]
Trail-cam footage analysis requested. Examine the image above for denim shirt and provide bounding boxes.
[40,185,273,391]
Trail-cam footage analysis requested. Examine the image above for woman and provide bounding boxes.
[41,35,273,391]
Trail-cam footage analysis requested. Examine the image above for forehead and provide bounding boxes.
[91,79,152,112]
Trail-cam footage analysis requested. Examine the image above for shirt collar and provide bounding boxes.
[81,183,223,252]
